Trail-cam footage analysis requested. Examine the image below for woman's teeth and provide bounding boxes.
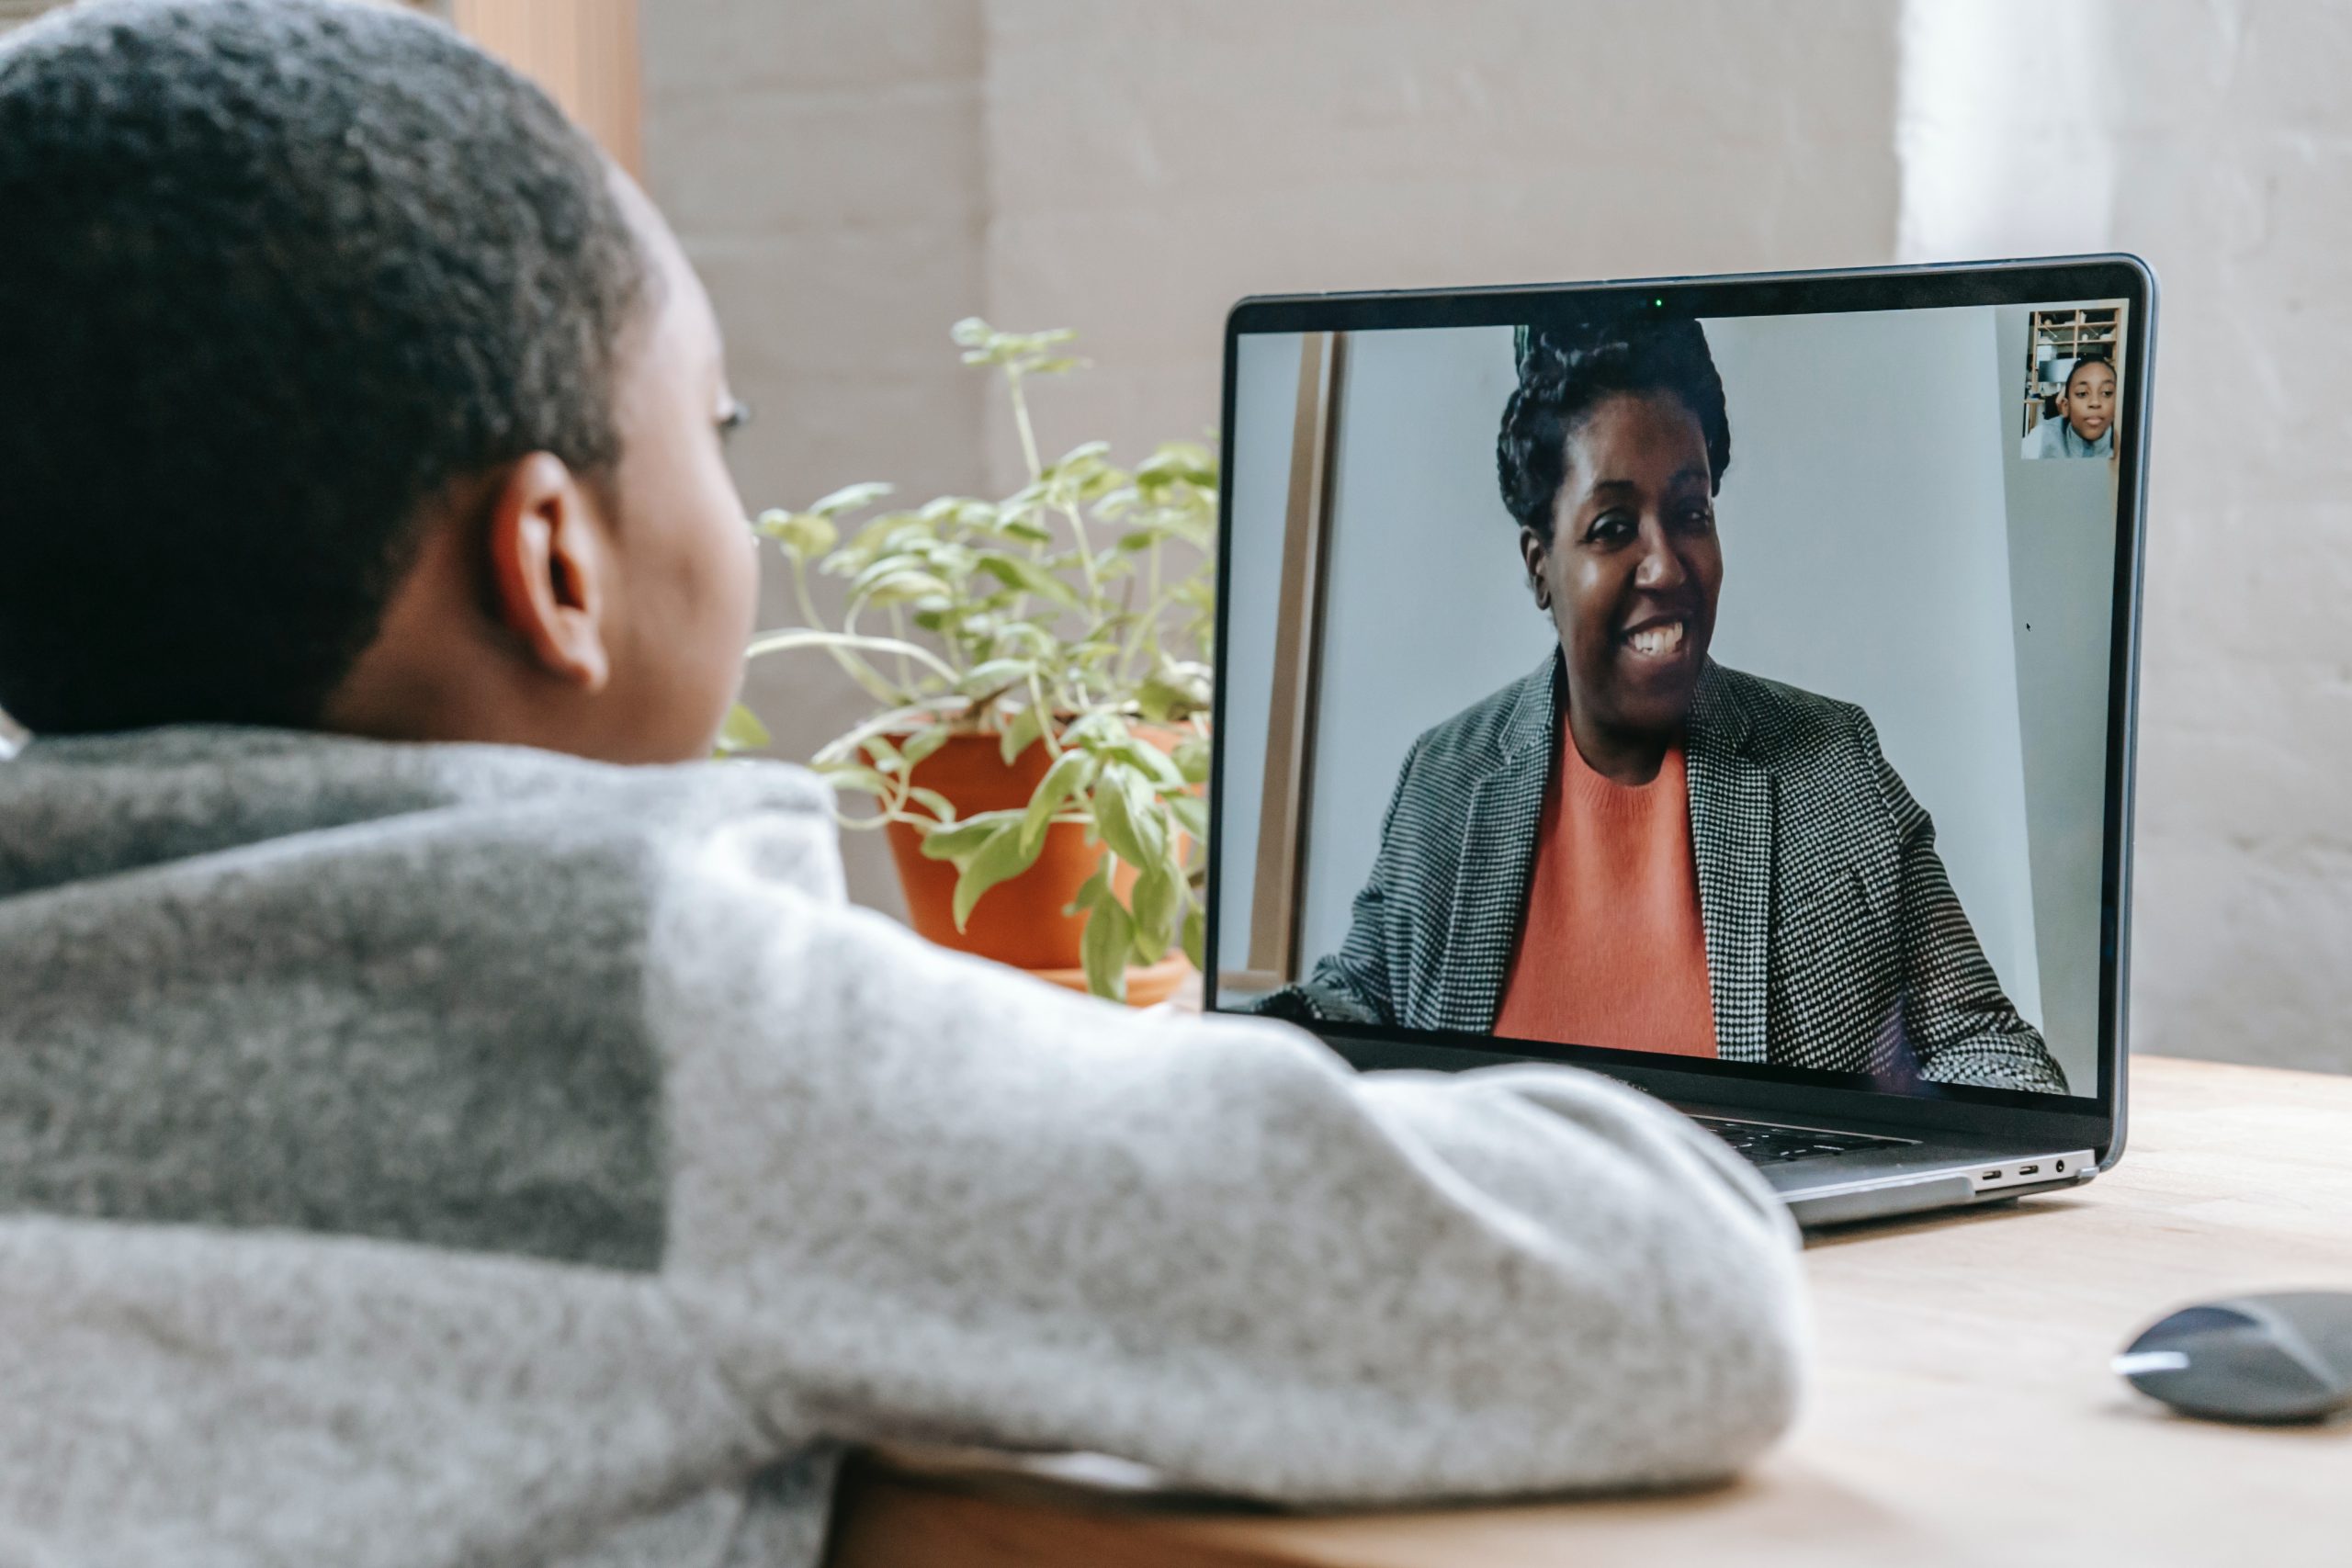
[1627,621,1685,657]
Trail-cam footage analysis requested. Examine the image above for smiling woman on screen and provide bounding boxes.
[1259,316,2069,1095]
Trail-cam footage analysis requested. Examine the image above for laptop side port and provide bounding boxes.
[1972,1152,2096,1193]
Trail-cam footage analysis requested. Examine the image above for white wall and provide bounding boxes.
[641,0,989,918]
[640,0,2352,1076]
[1896,0,2352,1072]
[982,1,1904,495]
[639,0,1899,914]
[13,0,2342,1071]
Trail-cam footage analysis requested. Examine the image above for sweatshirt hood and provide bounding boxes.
[0,726,723,902]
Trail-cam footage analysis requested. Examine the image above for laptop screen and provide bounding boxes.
[1207,272,2145,1106]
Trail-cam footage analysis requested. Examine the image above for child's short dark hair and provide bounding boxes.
[0,0,649,733]
[2066,352,2117,391]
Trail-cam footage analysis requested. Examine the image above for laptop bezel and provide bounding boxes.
[1202,254,2154,1168]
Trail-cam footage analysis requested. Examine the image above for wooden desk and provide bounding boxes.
[825,1056,2352,1567]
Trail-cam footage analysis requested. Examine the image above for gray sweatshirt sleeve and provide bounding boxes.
[645,811,1806,1504]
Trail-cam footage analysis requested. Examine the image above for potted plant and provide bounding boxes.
[732,321,1216,1004]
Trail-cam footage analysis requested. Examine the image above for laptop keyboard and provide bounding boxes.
[1692,1117,1903,1167]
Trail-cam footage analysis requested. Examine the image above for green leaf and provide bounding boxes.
[1181,902,1206,970]
[953,819,1046,931]
[918,808,1023,863]
[815,764,892,797]
[1128,860,1181,962]
[811,697,971,769]
[809,481,894,518]
[1079,874,1134,1002]
[1167,792,1208,842]
[1137,440,1215,478]
[906,786,957,823]
[1172,735,1211,784]
[993,622,1061,661]
[1021,748,1096,856]
[960,658,1036,695]
[917,495,996,528]
[1063,860,1111,921]
[1113,738,1187,790]
[715,703,771,755]
[835,513,932,572]
[1136,668,1210,724]
[1060,711,1130,751]
[752,509,839,561]
[976,554,1080,609]
[899,725,951,770]
[998,704,1047,766]
[1046,440,1112,475]
[920,540,978,577]
[856,570,954,610]
[1091,764,1166,869]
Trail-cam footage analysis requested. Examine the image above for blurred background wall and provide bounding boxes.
[636,0,1904,923]
[639,0,2352,1074]
[5,0,2346,1075]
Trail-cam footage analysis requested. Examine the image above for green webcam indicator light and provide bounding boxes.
[1653,297,1665,307]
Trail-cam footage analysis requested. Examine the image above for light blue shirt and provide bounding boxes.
[2022,415,2112,459]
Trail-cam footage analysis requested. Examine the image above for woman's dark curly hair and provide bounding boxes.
[1497,315,1732,542]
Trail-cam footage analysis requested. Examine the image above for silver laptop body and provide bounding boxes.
[1203,256,2153,1226]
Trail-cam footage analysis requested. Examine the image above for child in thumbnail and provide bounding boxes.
[2023,353,2119,458]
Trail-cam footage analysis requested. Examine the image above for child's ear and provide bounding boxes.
[485,452,613,693]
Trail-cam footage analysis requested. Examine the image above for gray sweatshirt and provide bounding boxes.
[0,728,1804,1567]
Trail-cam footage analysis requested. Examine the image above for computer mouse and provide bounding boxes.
[2114,1292,2352,1424]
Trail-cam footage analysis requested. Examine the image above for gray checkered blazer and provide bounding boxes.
[1261,655,2069,1095]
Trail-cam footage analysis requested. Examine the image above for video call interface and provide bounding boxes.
[1211,300,2130,1100]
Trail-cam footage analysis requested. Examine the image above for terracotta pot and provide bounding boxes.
[1023,951,1196,1009]
[884,728,1193,1005]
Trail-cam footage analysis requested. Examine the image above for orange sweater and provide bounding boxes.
[1493,727,1720,1057]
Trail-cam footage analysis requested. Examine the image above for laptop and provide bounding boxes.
[1203,256,2152,1226]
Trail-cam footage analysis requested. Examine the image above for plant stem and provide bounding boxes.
[1116,584,1182,684]
[888,605,914,690]
[1007,367,1044,482]
[999,352,1108,705]
[746,628,961,687]
[839,576,964,687]
[1028,670,1063,759]
[1066,501,1104,603]
[1146,538,1163,670]
[786,555,906,704]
